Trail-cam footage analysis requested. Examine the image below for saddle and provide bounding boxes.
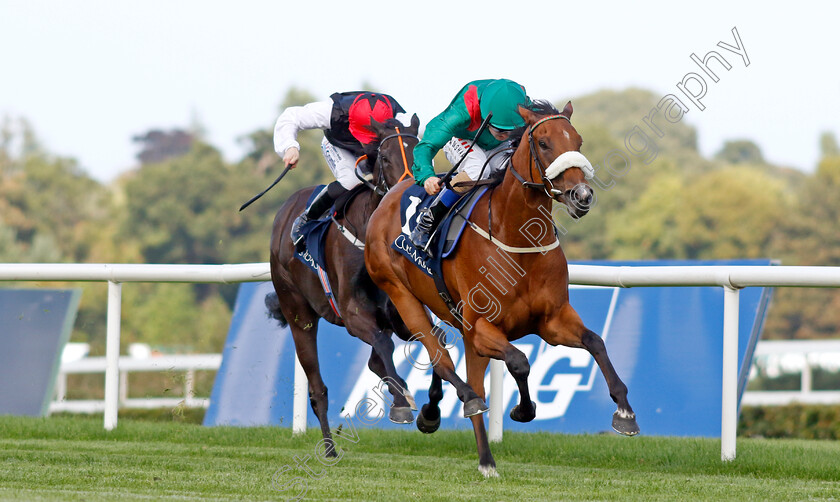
[391,184,490,322]
[293,184,367,319]
[392,184,490,276]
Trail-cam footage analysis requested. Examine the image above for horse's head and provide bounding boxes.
[515,101,595,219]
[366,114,420,192]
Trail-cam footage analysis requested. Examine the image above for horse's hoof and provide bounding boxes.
[612,410,640,436]
[509,401,537,423]
[416,405,441,434]
[389,406,415,424]
[478,464,499,478]
[405,393,418,411]
[323,442,338,458]
[463,398,489,417]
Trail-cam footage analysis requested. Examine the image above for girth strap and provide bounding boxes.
[465,219,560,253]
[331,216,365,250]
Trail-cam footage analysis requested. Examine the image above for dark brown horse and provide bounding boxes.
[268,115,420,452]
[365,101,639,476]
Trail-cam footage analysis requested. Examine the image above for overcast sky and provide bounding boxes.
[1,1,837,182]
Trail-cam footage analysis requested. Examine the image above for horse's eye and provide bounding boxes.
[538,140,548,149]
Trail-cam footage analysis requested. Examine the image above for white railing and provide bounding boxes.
[51,354,222,413]
[562,264,840,461]
[0,263,271,432]
[3,263,840,462]
[52,341,838,413]
[742,340,840,406]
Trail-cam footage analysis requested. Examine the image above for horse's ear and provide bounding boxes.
[562,101,573,119]
[409,113,420,133]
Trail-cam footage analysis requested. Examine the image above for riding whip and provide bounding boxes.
[430,112,493,206]
[239,165,292,211]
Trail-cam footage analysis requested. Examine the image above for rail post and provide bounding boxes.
[104,280,122,431]
[488,359,505,442]
[721,285,740,461]
[293,352,308,434]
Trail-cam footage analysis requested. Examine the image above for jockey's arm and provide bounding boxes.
[411,105,467,185]
[273,100,333,167]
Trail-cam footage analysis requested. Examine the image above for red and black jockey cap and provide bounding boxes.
[348,93,398,145]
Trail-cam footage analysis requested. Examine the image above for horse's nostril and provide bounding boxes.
[573,186,593,207]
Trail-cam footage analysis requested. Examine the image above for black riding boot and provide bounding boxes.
[291,183,343,247]
[409,199,449,255]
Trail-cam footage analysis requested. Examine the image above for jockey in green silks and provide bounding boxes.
[410,79,530,252]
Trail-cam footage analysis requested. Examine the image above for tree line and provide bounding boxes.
[1,87,838,354]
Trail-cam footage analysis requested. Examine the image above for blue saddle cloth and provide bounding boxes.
[294,186,333,274]
[391,184,489,277]
[292,186,348,319]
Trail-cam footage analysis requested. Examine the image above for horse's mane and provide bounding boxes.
[527,99,561,116]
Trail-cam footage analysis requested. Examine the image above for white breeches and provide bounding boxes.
[321,137,363,190]
[443,137,512,181]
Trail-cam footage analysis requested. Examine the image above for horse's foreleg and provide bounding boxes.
[580,328,639,435]
[365,333,415,423]
[473,317,536,423]
[383,287,487,417]
[339,291,415,415]
[544,303,640,436]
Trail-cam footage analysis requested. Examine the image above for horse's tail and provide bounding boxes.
[264,292,288,328]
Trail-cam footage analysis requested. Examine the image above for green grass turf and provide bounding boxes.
[1,415,839,501]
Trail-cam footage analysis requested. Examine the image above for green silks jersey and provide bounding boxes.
[412,79,528,185]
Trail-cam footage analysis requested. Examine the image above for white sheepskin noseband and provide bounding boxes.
[544,151,594,180]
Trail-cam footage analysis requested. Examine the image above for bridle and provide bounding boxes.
[509,114,581,202]
[355,127,418,196]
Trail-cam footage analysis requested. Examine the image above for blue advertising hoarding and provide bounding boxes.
[205,260,772,437]
[0,288,81,416]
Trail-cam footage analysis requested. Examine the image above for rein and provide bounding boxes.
[377,129,418,187]
[352,130,418,196]
[345,128,419,247]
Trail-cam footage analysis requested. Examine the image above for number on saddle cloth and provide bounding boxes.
[391,184,490,277]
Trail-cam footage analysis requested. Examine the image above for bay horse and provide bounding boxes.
[267,115,420,453]
[365,101,639,476]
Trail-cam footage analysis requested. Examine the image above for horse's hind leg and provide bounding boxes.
[463,347,497,477]
[287,320,338,454]
[545,303,640,436]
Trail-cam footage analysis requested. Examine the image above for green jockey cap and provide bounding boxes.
[480,79,529,130]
